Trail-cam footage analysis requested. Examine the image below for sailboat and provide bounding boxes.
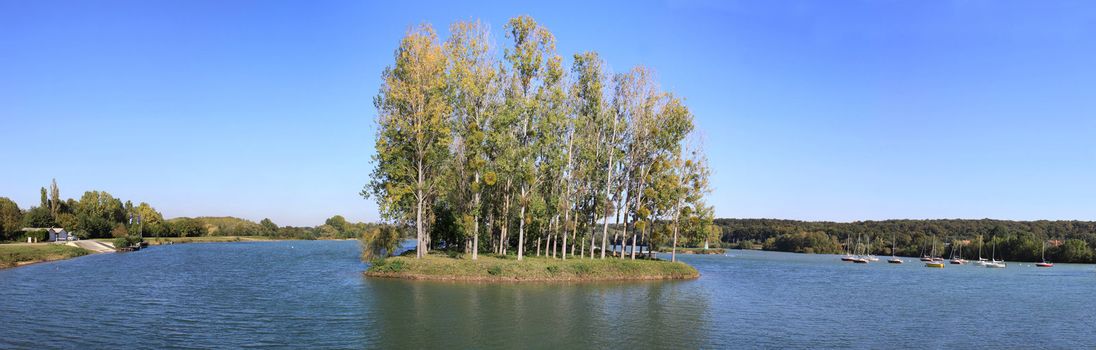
[949,241,966,264]
[887,232,903,264]
[865,236,879,261]
[925,235,945,268]
[973,235,989,267]
[851,234,869,264]
[1036,240,1054,267]
[841,236,855,262]
[919,239,933,261]
[985,237,1006,268]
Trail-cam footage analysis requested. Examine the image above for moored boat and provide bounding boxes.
[985,236,1006,268]
[1036,241,1053,267]
[924,235,944,268]
[887,233,903,263]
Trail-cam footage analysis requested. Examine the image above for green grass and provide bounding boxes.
[0,244,91,269]
[365,253,700,281]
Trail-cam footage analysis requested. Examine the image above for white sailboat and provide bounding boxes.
[866,236,879,261]
[985,237,1006,268]
[887,232,903,264]
[973,235,989,267]
[851,234,869,264]
[841,236,855,262]
[1036,241,1054,267]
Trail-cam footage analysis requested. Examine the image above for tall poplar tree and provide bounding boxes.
[502,15,560,260]
[445,19,498,260]
[367,24,451,259]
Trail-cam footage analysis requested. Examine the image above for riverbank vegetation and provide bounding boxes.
[0,179,389,242]
[717,219,1096,263]
[365,253,698,281]
[0,244,90,268]
[362,15,716,270]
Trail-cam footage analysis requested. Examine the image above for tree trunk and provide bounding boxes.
[416,193,424,259]
[630,233,637,259]
[472,173,480,260]
[562,229,568,260]
[671,216,680,262]
[518,202,526,261]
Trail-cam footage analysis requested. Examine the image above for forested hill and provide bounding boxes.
[714,218,1096,263]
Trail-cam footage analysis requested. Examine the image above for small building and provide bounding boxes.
[23,227,75,242]
[48,228,74,242]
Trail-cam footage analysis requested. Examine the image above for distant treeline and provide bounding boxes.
[0,179,387,241]
[715,218,1096,263]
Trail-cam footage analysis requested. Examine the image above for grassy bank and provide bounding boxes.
[365,253,699,282]
[657,247,726,255]
[0,244,92,269]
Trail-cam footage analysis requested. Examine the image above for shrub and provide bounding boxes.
[572,262,592,276]
[371,259,404,273]
[487,265,502,276]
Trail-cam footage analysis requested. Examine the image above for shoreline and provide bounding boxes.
[364,254,700,282]
[0,244,94,270]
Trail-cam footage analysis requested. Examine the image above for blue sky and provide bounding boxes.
[2,0,1094,226]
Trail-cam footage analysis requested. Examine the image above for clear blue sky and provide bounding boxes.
[2,0,1094,226]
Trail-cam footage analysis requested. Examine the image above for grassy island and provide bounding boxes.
[0,244,91,269]
[365,254,699,282]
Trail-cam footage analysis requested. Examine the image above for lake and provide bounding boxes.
[0,240,1093,349]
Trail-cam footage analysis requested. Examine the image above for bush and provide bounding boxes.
[487,265,502,276]
[21,229,48,242]
[372,259,404,273]
[114,236,132,249]
[113,235,144,249]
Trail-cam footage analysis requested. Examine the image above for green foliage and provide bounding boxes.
[0,197,22,240]
[717,218,1096,263]
[20,229,48,242]
[166,218,208,237]
[361,225,403,261]
[21,206,54,229]
[260,218,278,235]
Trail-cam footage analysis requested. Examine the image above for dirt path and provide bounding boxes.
[70,240,115,253]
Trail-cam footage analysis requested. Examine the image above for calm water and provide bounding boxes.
[1,241,1094,349]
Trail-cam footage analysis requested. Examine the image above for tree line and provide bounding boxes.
[716,218,1096,263]
[0,179,379,242]
[364,16,716,262]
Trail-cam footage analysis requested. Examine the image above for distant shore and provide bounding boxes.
[364,254,700,282]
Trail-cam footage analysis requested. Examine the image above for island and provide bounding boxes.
[359,15,715,282]
[365,253,699,282]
